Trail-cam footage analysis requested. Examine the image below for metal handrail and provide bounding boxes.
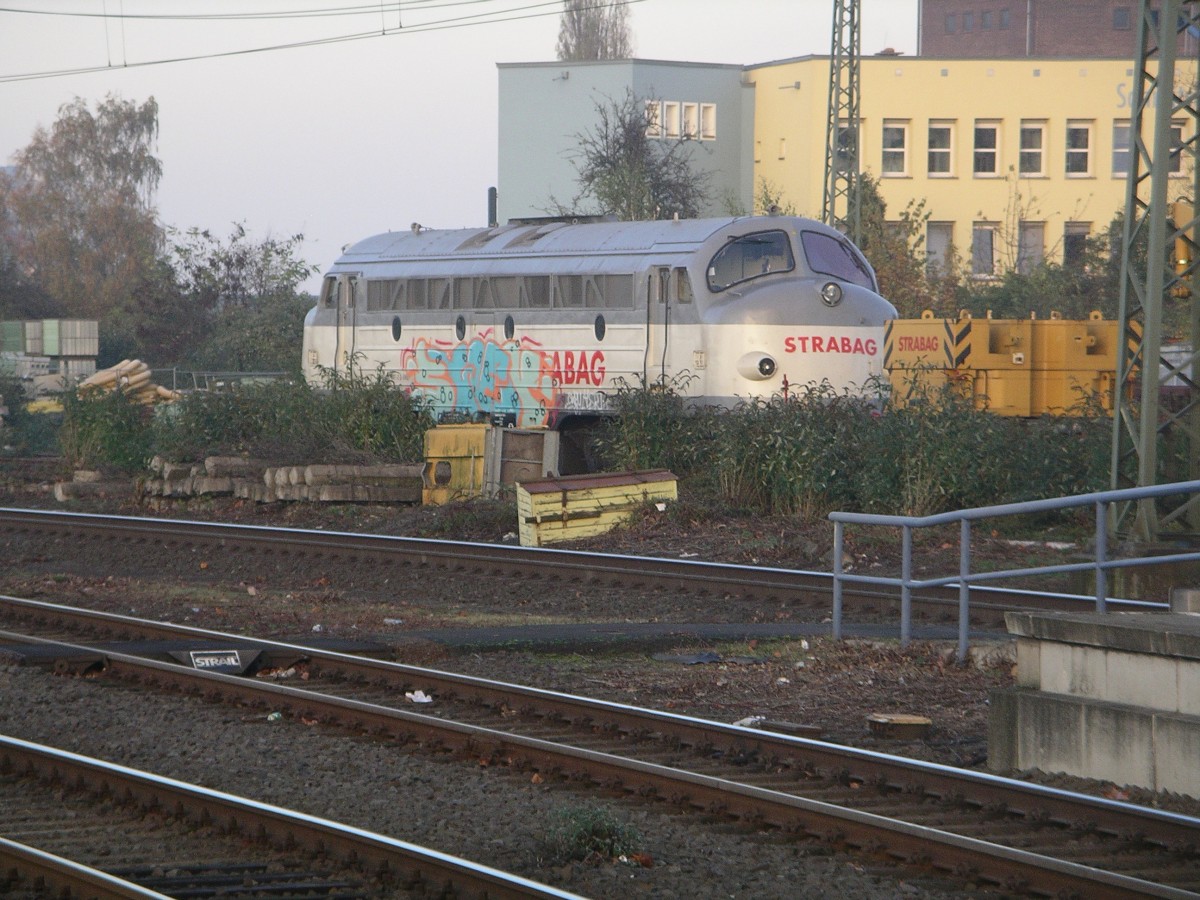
[829,479,1200,662]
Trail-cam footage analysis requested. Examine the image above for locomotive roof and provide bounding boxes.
[334,216,832,265]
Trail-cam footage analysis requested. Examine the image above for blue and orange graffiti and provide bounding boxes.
[398,330,606,427]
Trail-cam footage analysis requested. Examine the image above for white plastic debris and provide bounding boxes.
[311,623,323,632]
[405,690,433,704]
[732,716,765,728]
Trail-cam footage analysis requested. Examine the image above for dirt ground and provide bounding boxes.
[3,453,1181,811]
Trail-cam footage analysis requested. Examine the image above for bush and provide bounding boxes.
[541,802,642,863]
[59,388,153,472]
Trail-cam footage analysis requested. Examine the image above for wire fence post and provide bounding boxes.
[900,525,913,646]
[958,518,971,663]
[1095,501,1108,614]
[832,521,844,640]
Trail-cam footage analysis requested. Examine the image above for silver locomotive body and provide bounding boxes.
[302,216,897,427]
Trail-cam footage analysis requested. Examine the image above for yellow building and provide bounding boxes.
[747,55,1195,276]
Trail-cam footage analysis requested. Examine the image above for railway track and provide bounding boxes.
[0,506,1146,626]
[3,596,1198,898]
[0,734,582,899]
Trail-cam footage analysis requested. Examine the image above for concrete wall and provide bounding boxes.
[990,612,1200,797]
[496,59,752,223]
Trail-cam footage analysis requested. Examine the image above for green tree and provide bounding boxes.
[168,224,317,373]
[1,96,163,328]
[566,90,709,220]
[852,173,964,317]
[556,0,632,61]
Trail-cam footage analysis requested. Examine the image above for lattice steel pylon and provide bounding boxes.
[1113,0,1200,541]
[822,0,861,243]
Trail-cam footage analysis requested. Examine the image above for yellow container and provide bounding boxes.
[422,423,490,506]
[885,310,1120,416]
[516,470,677,547]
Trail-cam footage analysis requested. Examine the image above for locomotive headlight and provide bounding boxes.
[820,281,843,307]
[737,352,778,381]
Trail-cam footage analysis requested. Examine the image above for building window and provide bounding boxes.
[682,102,699,139]
[1064,222,1092,268]
[1170,120,1186,175]
[945,14,956,33]
[700,103,716,140]
[928,121,954,175]
[1113,120,1131,176]
[1113,6,1132,29]
[981,11,993,29]
[999,8,1010,29]
[1019,121,1046,176]
[645,101,662,138]
[974,121,1000,176]
[663,101,681,139]
[1065,121,1093,176]
[963,11,975,32]
[882,120,909,175]
[972,223,997,277]
[1017,221,1045,274]
[926,222,954,274]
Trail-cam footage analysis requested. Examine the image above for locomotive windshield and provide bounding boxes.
[800,231,877,291]
[706,230,795,292]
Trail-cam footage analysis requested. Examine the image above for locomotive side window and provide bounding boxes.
[493,277,520,308]
[800,231,877,291]
[367,279,404,311]
[706,230,795,292]
[558,275,584,307]
[321,276,338,309]
[526,276,551,308]
[602,274,635,308]
[675,267,694,303]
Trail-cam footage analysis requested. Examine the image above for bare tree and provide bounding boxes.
[2,95,162,322]
[556,0,632,61]
[566,90,708,220]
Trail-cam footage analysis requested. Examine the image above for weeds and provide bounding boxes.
[541,802,642,863]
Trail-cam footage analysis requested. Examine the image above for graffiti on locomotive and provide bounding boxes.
[302,216,896,428]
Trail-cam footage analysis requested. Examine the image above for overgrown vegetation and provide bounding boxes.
[598,378,1111,518]
[53,365,433,472]
[540,802,642,864]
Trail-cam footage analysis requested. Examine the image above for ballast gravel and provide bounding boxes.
[0,663,989,899]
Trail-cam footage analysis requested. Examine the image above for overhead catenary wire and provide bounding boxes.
[0,0,644,83]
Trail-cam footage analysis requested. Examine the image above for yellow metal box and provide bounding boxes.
[516,470,677,547]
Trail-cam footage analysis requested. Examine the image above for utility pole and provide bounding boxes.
[1113,0,1200,540]
[822,0,861,243]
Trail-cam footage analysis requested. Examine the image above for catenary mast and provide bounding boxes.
[1113,0,1200,540]
[822,0,861,242]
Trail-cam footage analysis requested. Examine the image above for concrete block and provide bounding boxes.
[1015,637,1041,688]
[1065,644,1107,700]
[1082,702,1155,789]
[1180,660,1200,717]
[1106,649,1177,712]
[1016,692,1084,775]
[986,688,1019,772]
[1037,641,1073,695]
[1154,714,1200,797]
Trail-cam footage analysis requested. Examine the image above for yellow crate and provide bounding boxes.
[422,423,490,506]
[884,310,1120,416]
[516,470,677,547]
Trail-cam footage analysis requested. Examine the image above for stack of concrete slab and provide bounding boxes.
[989,605,1200,798]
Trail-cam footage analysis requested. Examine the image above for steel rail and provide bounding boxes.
[0,836,171,900]
[1,592,1194,852]
[0,506,1149,616]
[0,734,585,900]
[6,623,1198,898]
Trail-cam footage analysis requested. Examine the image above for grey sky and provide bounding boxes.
[1,1,918,291]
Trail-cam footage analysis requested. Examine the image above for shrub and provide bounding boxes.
[59,388,153,472]
[541,802,642,863]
